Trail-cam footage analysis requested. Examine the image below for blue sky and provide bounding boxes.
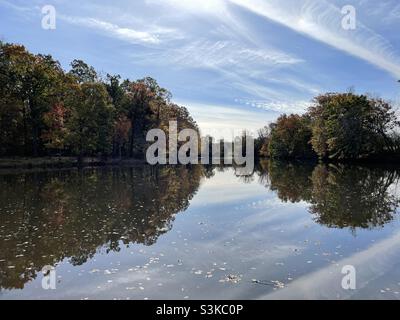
[1,0,400,137]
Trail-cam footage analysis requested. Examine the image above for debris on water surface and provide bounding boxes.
[251,279,286,289]
[271,280,285,289]
[220,274,242,284]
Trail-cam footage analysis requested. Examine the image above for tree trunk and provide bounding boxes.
[129,119,135,158]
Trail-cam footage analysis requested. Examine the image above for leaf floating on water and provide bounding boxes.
[90,269,100,274]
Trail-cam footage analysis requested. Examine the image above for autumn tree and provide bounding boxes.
[65,82,115,163]
[0,42,200,161]
[308,93,400,160]
[0,43,65,156]
[268,114,315,159]
[255,125,272,158]
[122,77,173,158]
[41,102,69,153]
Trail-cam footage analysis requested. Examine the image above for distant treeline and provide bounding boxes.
[0,41,198,160]
[255,92,400,161]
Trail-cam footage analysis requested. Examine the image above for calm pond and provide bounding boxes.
[1,161,400,300]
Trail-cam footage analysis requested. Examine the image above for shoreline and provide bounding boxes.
[1,156,400,172]
[0,157,146,170]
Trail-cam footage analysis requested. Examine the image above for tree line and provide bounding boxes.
[255,92,400,161]
[0,41,198,161]
[2,41,400,164]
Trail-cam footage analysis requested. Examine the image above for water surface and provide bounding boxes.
[1,162,400,299]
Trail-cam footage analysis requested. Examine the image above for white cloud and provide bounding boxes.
[235,98,311,114]
[145,0,227,15]
[131,39,311,110]
[230,0,400,78]
[60,15,182,45]
[179,101,307,140]
[132,39,302,69]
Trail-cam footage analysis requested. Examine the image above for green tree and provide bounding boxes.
[68,59,98,84]
[268,114,315,159]
[0,43,65,156]
[308,93,400,160]
[123,77,173,158]
[65,82,115,162]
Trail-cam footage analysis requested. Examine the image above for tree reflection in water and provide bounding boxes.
[1,161,400,291]
[255,160,400,231]
[0,165,203,290]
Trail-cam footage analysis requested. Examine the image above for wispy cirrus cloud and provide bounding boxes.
[230,0,400,78]
[234,98,311,114]
[2,0,399,133]
[130,39,311,112]
[132,39,302,70]
[60,15,183,45]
